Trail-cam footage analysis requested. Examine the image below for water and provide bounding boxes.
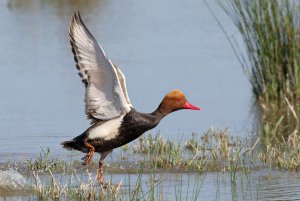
[0,170,31,191]
[1,169,300,201]
[2,0,299,200]
[0,169,33,199]
[107,171,300,200]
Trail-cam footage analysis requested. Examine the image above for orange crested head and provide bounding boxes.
[159,89,200,114]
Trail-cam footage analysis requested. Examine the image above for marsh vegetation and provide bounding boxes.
[215,0,300,152]
[2,129,300,200]
[221,0,300,104]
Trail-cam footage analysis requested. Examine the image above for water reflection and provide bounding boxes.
[253,171,300,201]
[200,171,300,201]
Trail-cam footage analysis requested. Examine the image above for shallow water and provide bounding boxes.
[109,171,300,201]
[1,169,300,201]
[0,169,32,192]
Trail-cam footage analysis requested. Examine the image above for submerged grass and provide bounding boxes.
[259,99,300,171]
[0,129,259,200]
[133,134,182,169]
[3,129,300,199]
[33,169,102,200]
[27,147,70,173]
[258,134,300,171]
[132,129,255,174]
[23,129,254,175]
[31,167,205,201]
[10,129,259,175]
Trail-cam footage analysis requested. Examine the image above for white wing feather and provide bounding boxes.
[114,66,133,107]
[69,12,132,120]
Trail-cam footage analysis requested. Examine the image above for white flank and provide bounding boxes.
[88,115,124,140]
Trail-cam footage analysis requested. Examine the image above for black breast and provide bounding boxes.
[93,108,165,153]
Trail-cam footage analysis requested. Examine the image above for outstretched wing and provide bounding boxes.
[114,65,133,107]
[69,12,132,120]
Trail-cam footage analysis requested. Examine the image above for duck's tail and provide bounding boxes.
[61,140,77,150]
[61,131,88,153]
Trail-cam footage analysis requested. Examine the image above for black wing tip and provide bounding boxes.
[69,11,97,42]
[71,11,81,22]
[71,11,96,41]
[70,11,83,27]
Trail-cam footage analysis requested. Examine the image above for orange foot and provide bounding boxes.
[82,139,95,165]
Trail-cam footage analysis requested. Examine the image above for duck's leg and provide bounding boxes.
[97,160,104,185]
[97,151,111,185]
[82,138,95,165]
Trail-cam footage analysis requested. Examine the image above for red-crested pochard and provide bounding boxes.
[61,12,200,185]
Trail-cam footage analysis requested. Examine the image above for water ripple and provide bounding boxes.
[0,169,32,192]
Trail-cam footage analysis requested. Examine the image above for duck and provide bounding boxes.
[61,12,200,185]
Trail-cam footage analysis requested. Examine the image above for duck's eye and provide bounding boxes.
[176,98,182,103]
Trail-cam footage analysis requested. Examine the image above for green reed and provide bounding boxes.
[22,129,254,175]
[220,0,300,103]
[32,168,205,201]
[258,133,300,171]
[133,133,183,169]
[27,147,70,173]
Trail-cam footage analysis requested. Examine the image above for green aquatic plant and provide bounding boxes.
[219,0,300,103]
[1,130,281,200]
[27,147,69,173]
[258,134,300,171]
[4,130,300,200]
[259,100,300,171]
[33,169,101,201]
[32,168,205,201]
[133,133,183,169]
[174,173,205,201]
[24,129,258,175]
[132,129,256,173]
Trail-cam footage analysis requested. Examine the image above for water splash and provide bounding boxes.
[0,169,32,192]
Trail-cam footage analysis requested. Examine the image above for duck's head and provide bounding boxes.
[159,89,200,115]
